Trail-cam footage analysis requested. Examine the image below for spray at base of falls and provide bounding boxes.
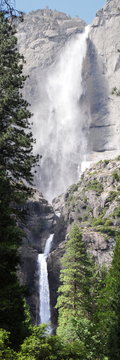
[37,234,53,328]
[34,25,91,202]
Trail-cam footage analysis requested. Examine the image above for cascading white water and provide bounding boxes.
[37,234,53,326]
[34,26,90,201]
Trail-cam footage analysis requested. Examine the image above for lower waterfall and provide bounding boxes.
[37,234,53,328]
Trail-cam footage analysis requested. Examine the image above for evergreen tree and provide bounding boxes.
[0,329,17,359]
[0,12,38,198]
[0,9,38,348]
[17,325,87,360]
[95,233,120,360]
[56,224,96,350]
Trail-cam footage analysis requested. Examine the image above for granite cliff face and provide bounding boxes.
[16,0,120,200]
[85,0,120,162]
[16,8,85,116]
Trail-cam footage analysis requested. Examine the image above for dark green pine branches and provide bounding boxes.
[0,10,38,349]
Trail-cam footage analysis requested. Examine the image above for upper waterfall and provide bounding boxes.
[33,26,90,201]
[17,6,120,202]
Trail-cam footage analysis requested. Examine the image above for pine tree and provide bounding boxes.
[0,9,38,348]
[56,224,96,347]
[96,233,120,360]
[0,12,38,199]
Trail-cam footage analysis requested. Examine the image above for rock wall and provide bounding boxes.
[85,0,120,162]
[16,0,120,200]
[16,8,85,104]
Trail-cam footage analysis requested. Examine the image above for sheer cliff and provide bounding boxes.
[16,0,120,200]
[85,0,120,162]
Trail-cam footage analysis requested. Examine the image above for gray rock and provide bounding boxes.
[16,1,120,202]
[86,0,120,162]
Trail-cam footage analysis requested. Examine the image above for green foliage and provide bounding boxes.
[0,329,17,359]
[105,190,118,204]
[67,184,79,206]
[67,193,74,203]
[69,184,78,193]
[112,206,120,217]
[87,179,103,196]
[17,324,87,360]
[95,234,120,359]
[18,325,49,360]
[0,11,38,349]
[112,87,120,96]
[96,225,116,237]
[56,224,97,353]
[93,217,113,229]
[98,207,106,217]
[93,216,106,226]
[0,12,38,202]
[112,170,120,181]
[103,160,109,165]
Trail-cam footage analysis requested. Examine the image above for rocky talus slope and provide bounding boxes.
[48,157,120,327]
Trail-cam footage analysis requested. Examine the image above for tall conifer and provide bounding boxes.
[56,224,96,344]
[0,8,38,348]
[96,233,120,360]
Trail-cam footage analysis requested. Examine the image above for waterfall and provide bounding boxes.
[37,234,53,326]
[34,25,90,201]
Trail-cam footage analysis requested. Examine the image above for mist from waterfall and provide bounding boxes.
[37,234,53,327]
[33,26,90,201]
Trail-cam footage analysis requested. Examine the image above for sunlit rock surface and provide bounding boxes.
[17,0,120,201]
[85,0,120,162]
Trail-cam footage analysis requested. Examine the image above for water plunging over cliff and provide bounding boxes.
[34,26,90,201]
[37,234,53,326]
